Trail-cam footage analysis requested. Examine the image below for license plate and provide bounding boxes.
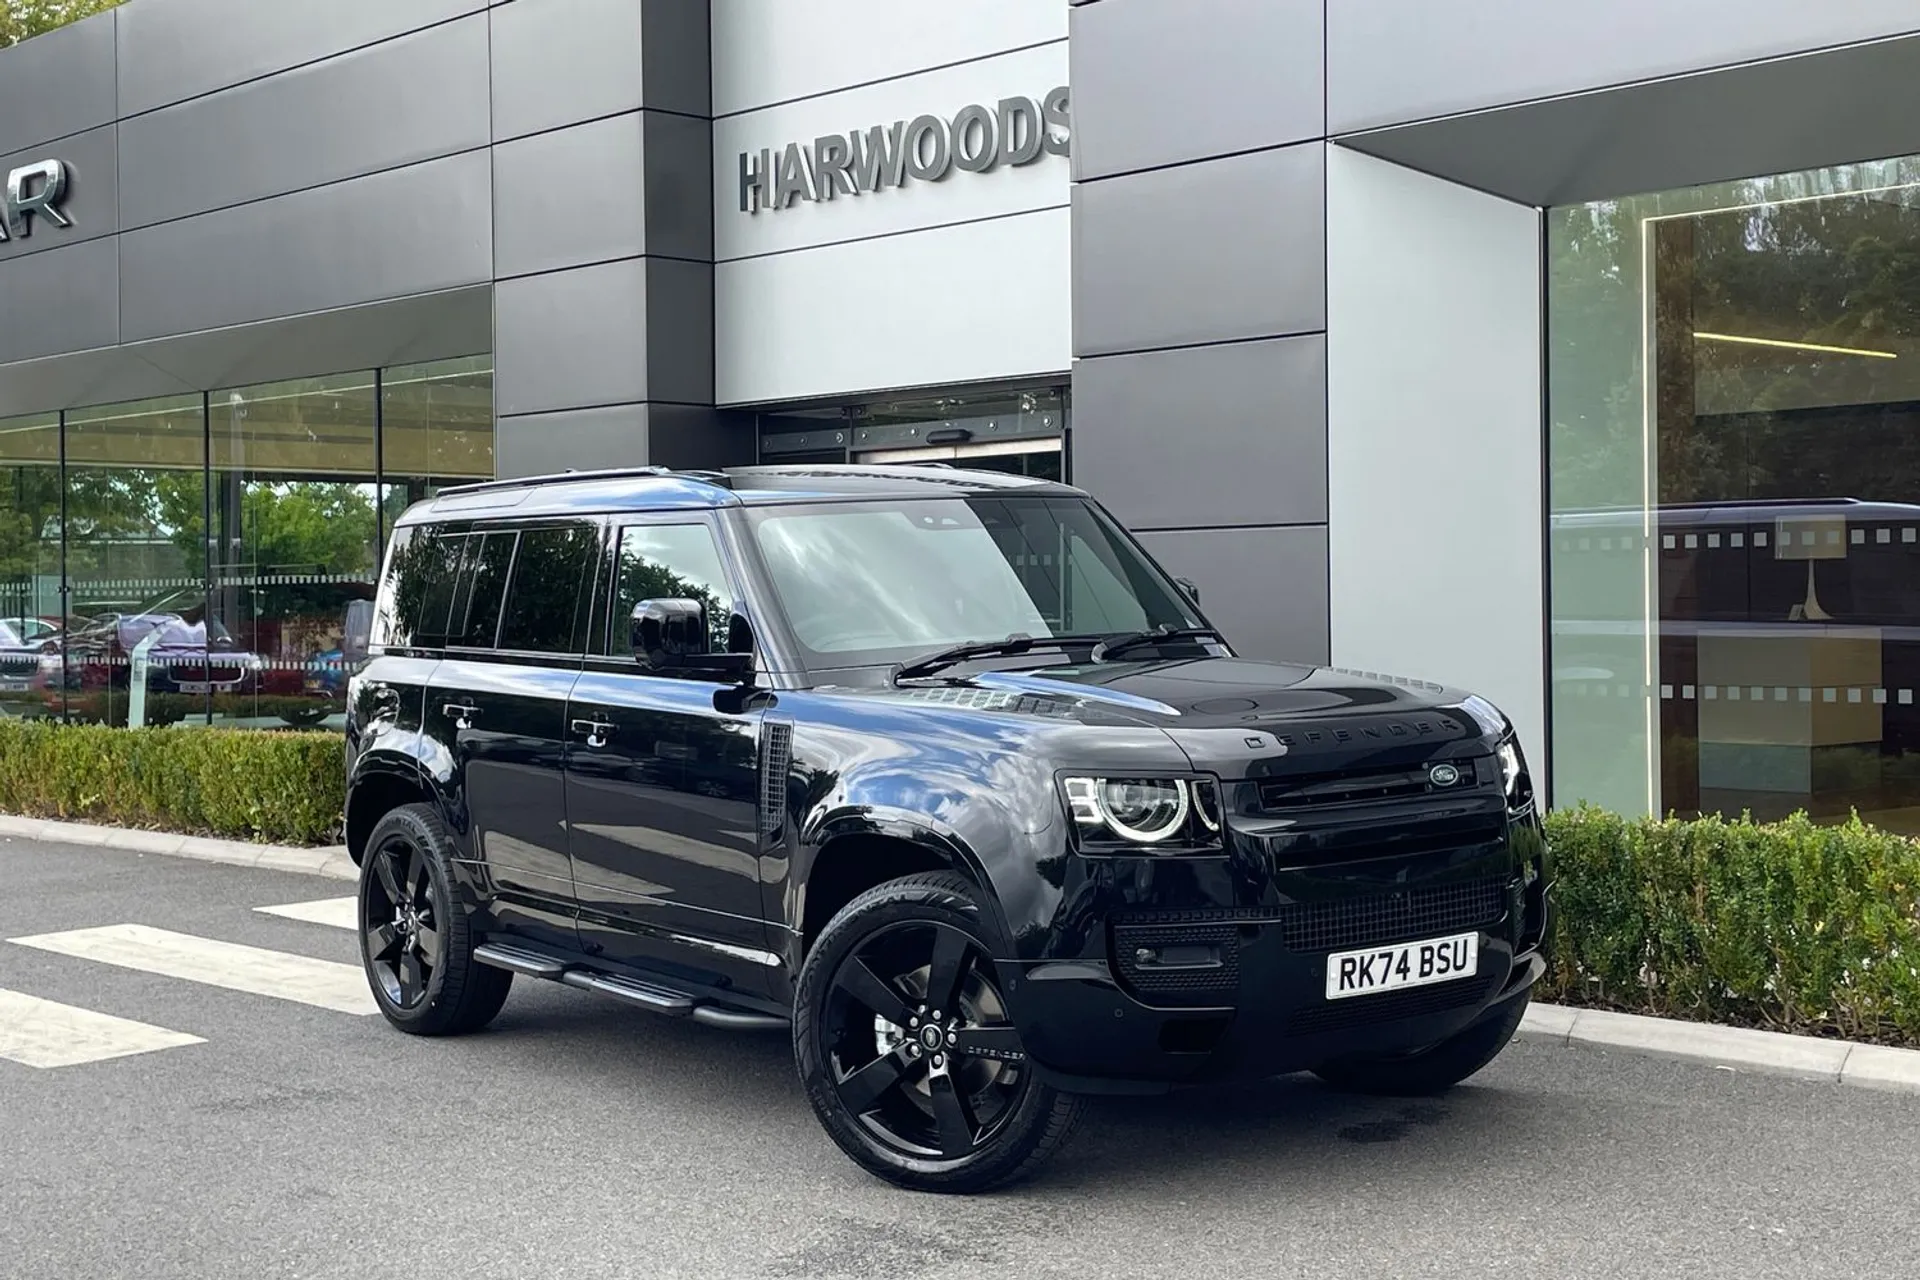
[1325,931,1479,1000]
[176,682,211,694]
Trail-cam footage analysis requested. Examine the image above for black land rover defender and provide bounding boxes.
[344,465,1551,1193]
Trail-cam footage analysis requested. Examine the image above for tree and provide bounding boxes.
[0,0,121,50]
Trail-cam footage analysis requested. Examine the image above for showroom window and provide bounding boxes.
[1550,153,1920,831]
[0,356,493,730]
[758,385,1069,479]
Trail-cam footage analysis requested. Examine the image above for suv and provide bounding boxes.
[344,465,1551,1193]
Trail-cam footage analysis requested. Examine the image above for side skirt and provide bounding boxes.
[472,940,790,1032]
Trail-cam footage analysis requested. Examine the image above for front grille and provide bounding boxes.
[1258,758,1489,811]
[1279,878,1508,953]
[0,656,37,674]
[1287,970,1496,1036]
[1111,922,1240,1004]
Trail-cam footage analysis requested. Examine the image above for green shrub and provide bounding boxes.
[1543,805,1920,1046]
[0,720,343,845]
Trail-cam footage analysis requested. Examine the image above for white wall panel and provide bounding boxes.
[1325,145,1548,770]
[711,0,1067,117]
[714,41,1069,261]
[715,207,1070,406]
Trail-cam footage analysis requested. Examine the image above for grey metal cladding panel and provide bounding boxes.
[644,257,714,406]
[0,125,117,264]
[0,237,117,364]
[639,0,713,117]
[0,12,115,157]
[496,403,648,477]
[118,17,490,231]
[1134,525,1329,665]
[644,111,715,262]
[491,0,644,143]
[493,113,645,280]
[494,258,649,416]
[1073,142,1325,358]
[119,151,492,343]
[116,0,487,118]
[1069,0,1323,180]
[1346,33,1920,208]
[1072,335,1326,531]
[1329,0,1920,134]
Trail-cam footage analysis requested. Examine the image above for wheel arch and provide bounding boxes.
[345,756,440,866]
[798,820,1011,960]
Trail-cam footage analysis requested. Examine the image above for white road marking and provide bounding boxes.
[255,896,358,931]
[0,988,204,1069]
[8,924,377,1016]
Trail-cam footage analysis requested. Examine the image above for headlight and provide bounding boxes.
[1062,775,1224,851]
[1497,737,1533,810]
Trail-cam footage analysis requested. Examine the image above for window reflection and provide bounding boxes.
[0,413,59,719]
[1550,153,1920,832]
[381,356,495,524]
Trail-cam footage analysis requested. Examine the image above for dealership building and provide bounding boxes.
[6,0,1920,830]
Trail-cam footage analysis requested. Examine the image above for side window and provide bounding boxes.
[497,524,599,654]
[446,530,516,648]
[372,525,465,649]
[608,524,735,656]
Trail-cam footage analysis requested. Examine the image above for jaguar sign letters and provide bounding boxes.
[0,159,71,241]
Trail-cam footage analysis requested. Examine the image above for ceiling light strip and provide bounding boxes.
[1692,331,1898,359]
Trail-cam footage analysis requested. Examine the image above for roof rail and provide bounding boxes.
[434,466,732,497]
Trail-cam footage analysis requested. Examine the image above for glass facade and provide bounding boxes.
[1550,153,1920,832]
[0,357,492,730]
[758,385,1070,479]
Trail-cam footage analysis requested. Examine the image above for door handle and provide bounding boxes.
[443,702,480,729]
[571,718,615,749]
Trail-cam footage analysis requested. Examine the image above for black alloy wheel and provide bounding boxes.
[356,803,512,1036]
[795,872,1083,1193]
[825,920,1027,1163]
[363,835,441,1011]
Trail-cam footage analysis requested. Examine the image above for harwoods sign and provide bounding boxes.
[739,86,1070,215]
[0,159,71,241]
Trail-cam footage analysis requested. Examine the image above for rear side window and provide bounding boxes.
[497,525,599,654]
[371,525,464,649]
[446,530,516,648]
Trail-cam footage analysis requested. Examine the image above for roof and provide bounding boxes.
[395,463,1084,524]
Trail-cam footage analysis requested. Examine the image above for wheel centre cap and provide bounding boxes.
[918,1025,944,1051]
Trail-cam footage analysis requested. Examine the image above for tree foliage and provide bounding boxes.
[0,0,121,50]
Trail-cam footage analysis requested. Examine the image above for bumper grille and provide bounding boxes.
[1111,922,1240,1004]
[1278,878,1508,954]
[1287,970,1497,1036]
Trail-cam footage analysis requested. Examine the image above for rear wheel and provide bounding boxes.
[358,803,511,1036]
[794,872,1083,1193]
[1312,988,1530,1096]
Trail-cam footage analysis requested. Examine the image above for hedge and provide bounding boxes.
[1542,805,1920,1047]
[0,720,343,846]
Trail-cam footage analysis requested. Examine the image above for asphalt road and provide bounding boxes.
[3,837,1918,1280]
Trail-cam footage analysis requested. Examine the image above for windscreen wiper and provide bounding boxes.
[891,632,1119,683]
[1089,625,1226,663]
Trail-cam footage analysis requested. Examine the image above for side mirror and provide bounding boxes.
[631,599,755,683]
[1176,577,1202,605]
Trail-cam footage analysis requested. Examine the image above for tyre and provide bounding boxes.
[1311,987,1530,1096]
[794,872,1083,1194]
[357,803,511,1036]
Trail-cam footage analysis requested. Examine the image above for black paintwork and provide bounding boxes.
[344,465,1551,1089]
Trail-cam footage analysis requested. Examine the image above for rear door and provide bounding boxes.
[423,521,600,950]
[563,517,774,998]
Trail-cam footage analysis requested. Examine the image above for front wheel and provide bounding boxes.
[794,872,1083,1193]
[1312,988,1530,1096]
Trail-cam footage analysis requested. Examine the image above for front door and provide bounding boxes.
[564,518,774,999]
[424,522,599,950]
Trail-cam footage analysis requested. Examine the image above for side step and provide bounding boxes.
[472,940,787,1031]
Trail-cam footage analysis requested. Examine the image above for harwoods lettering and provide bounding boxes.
[739,87,1070,214]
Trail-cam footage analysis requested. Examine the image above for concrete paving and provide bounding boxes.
[4,836,1919,1280]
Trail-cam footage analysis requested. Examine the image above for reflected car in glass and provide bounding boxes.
[343,465,1552,1193]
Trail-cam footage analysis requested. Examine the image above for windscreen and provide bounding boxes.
[746,496,1201,668]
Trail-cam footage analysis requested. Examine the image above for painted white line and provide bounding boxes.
[8,924,376,1016]
[0,988,204,1069]
[255,897,358,931]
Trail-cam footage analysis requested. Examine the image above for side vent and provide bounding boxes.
[759,720,793,846]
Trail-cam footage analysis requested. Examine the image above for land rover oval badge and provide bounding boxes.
[1428,763,1461,788]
